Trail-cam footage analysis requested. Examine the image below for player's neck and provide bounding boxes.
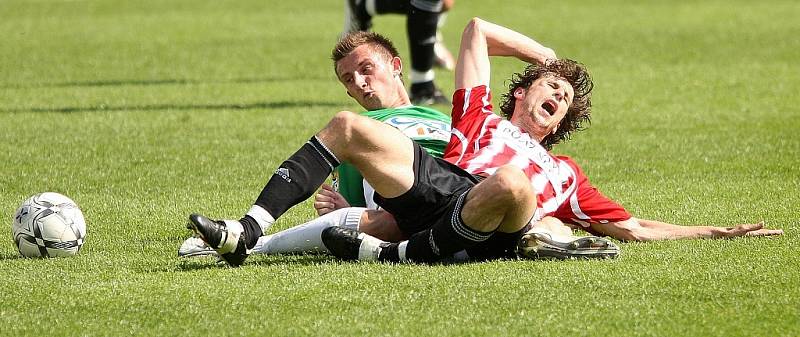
[389,91,412,108]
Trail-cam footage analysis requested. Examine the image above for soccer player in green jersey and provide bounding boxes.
[178,31,457,257]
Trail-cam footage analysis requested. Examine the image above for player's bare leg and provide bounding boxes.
[323,165,538,263]
[188,111,417,266]
[316,111,416,199]
[458,166,535,233]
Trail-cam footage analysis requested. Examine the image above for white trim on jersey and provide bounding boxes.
[480,88,493,114]
[569,190,591,220]
[532,173,549,196]
[458,87,472,120]
[450,128,469,165]
[474,114,491,154]
[553,160,579,209]
[475,89,493,153]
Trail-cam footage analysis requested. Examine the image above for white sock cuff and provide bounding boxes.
[219,220,244,254]
[247,205,275,232]
[345,207,367,230]
[410,0,443,12]
[357,233,384,261]
[365,0,376,16]
[398,241,408,262]
[410,69,435,84]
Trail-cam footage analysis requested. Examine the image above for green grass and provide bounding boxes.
[1,0,799,336]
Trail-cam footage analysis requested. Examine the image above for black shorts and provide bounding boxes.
[373,142,480,236]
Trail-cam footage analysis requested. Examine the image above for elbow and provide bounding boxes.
[464,17,485,35]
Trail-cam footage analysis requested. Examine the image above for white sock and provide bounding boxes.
[397,241,408,262]
[251,207,366,255]
[246,205,275,232]
[410,69,435,84]
[358,232,386,261]
[365,0,376,16]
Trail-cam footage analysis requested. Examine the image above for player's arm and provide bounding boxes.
[455,17,557,90]
[587,218,784,242]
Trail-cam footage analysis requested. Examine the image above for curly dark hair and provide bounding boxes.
[499,59,593,150]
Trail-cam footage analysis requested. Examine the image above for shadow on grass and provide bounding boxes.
[0,76,329,89]
[151,253,489,274]
[0,100,343,114]
[0,252,22,260]
[143,253,336,273]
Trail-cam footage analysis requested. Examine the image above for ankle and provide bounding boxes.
[239,215,264,249]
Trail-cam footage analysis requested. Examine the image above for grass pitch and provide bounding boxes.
[1,0,799,336]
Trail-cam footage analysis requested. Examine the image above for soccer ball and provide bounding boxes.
[11,192,87,258]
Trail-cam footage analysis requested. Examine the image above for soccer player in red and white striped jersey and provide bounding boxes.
[444,18,781,242]
[445,83,630,225]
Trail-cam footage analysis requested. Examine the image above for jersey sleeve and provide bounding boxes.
[444,85,494,164]
[551,157,631,226]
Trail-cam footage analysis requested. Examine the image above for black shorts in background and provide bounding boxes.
[374,142,480,236]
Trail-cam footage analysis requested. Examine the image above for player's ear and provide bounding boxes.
[391,56,402,77]
[513,87,525,99]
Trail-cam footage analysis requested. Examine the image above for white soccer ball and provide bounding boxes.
[11,192,87,258]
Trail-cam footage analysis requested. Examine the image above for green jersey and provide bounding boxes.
[335,106,451,207]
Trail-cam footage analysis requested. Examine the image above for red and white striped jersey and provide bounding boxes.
[444,85,630,225]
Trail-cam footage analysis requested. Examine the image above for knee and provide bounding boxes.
[328,110,378,141]
[321,111,369,157]
[489,166,532,204]
[327,111,360,138]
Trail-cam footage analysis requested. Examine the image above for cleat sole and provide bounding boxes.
[518,233,620,260]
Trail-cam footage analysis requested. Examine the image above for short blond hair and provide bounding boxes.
[332,31,400,70]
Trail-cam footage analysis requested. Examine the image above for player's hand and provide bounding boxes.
[314,183,350,216]
[724,222,783,238]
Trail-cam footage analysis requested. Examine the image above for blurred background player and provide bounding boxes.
[343,0,455,105]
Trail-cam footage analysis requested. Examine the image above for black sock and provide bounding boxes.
[401,193,494,263]
[245,136,339,247]
[374,0,408,14]
[406,5,439,75]
[378,242,400,262]
[465,228,527,261]
[352,0,372,30]
[239,215,262,249]
[410,81,435,96]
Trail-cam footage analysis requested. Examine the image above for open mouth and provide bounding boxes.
[541,100,557,116]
